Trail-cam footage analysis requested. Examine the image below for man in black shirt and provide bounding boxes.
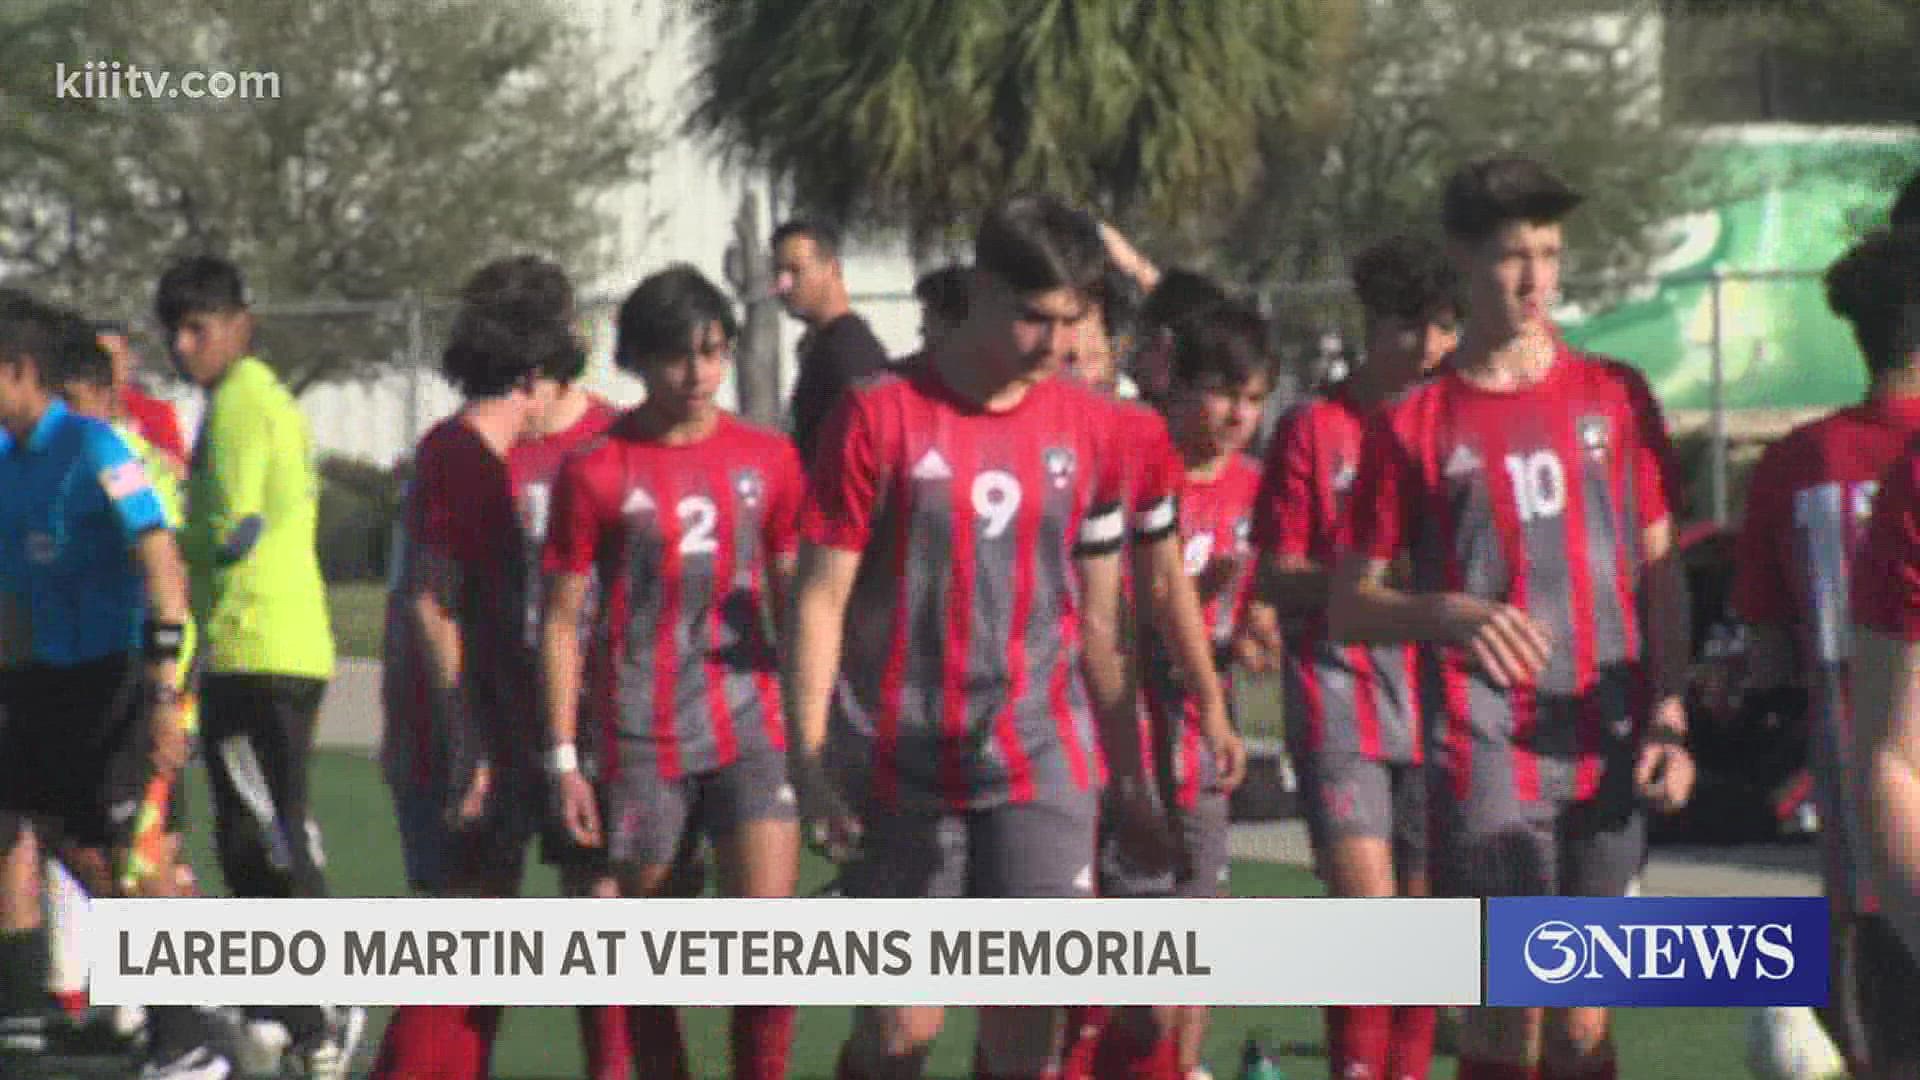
[771,220,890,469]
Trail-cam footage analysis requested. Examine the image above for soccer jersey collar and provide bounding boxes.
[15,398,70,455]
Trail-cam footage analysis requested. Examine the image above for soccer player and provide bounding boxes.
[1260,234,1462,1080]
[155,256,361,1075]
[368,259,582,1080]
[0,294,228,1079]
[1753,227,1920,1078]
[1851,431,1920,1006]
[1330,157,1695,1080]
[543,265,803,1080]
[1118,301,1274,1080]
[787,193,1168,1080]
[94,320,189,478]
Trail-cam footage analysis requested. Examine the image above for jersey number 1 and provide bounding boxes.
[1504,450,1567,523]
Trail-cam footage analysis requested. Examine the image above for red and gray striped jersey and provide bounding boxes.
[801,368,1129,812]
[1348,347,1675,805]
[1142,453,1261,808]
[380,417,527,790]
[508,396,618,653]
[1734,396,1920,913]
[1855,438,1920,643]
[1256,387,1421,764]
[543,411,803,780]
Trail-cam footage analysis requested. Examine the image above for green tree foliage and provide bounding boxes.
[687,0,1344,258]
[0,0,658,390]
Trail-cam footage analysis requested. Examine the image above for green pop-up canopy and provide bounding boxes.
[1559,125,1920,412]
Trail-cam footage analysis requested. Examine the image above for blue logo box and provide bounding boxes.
[1485,897,1829,1007]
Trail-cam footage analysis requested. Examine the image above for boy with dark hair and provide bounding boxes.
[1331,157,1695,1080]
[155,255,360,1077]
[368,260,583,1080]
[1892,169,1920,229]
[787,192,1173,1080]
[1093,301,1273,1080]
[1741,227,1920,1078]
[1258,233,1462,1080]
[772,219,890,469]
[0,294,228,1079]
[543,264,803,1080]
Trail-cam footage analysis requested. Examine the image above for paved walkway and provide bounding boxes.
[321,658,1823,897]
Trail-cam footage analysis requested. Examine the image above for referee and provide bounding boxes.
[0,292,229,1078]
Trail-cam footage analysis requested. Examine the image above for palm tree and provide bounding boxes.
[685,0,1345,259]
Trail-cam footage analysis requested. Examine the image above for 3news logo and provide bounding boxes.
[1484,897,1829,1007]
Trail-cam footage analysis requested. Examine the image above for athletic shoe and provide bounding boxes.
[139,1045,234,1080]
[287,1005,366,1080]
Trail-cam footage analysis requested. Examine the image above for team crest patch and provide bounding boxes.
[1233,515,1254,552]
[1331,460,1358,492]
[1577,415,1611,461]
[1043,447,1075,489]
[734,470,764,508]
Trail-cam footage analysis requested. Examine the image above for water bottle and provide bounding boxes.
[1237,1035,1287,1080]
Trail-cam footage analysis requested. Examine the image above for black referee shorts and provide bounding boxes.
[0,656,155,851]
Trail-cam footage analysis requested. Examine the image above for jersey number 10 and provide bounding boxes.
[1504,449,1568,523]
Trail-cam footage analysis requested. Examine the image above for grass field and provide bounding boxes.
[161,750,1753,1079]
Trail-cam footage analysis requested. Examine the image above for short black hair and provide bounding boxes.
[914,265,970,324]
[1095,265,1143,341]
[1168,300,1274,391]
[0,290,65,385]
[1139,268,1229,334]
[772,220,841,260]
[1442,156,1584,242]
[154,254,248,330]
[52,309,114,389]
[458,255,584,383]
[1894,170,1920,229]
[1351,234,1466,326]
[615,264,739,374]
[973,194,1106,300]
[1826,228,1920,376]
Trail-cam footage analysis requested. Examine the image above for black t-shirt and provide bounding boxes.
[788,311,890,471]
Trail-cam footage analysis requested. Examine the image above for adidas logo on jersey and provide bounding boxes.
[1444,444,1482,478]
[621,488,656,516]
[911,448,953,481]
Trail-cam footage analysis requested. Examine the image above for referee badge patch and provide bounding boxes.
[101,460,151,501]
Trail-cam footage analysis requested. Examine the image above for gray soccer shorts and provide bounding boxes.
[1296,753,1428,880]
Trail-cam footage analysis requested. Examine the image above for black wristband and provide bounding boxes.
[143,620,186,661]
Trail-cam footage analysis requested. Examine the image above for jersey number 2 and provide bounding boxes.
[678,495,719,555]
[1504,450,1567,523]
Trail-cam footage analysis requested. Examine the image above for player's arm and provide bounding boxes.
[197,386,273,566]
[1634,514,1695,811]
[784,395,877,854]
[1855,628,1920,916]
[1729,446,1804,707]
[1254,405,1331,619]
[1328,419,1549,686]
[1134,534,1246,788]
[1079,537,1175,864]
[88,424,193,771]
[783,542,862,854]
[401,446,491,819]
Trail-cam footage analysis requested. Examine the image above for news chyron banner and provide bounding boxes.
[86,896,1831,1007]
[87,898,1482,1007]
